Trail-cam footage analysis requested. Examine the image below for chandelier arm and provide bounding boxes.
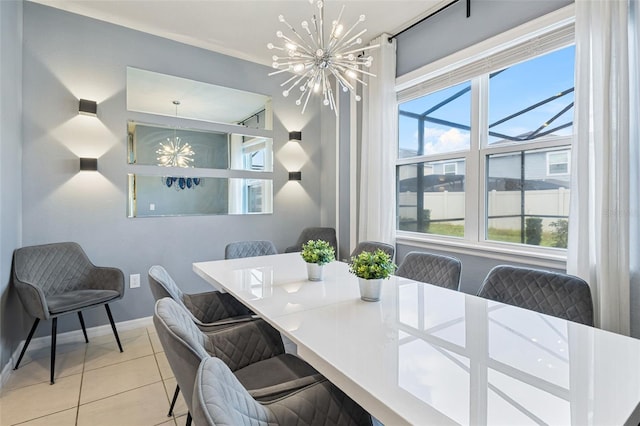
[280,74,300,87]
[301,83,314,114]
[269,68,294,76]
[287,69,315,93]
[337,44,380,56]
[331,16,364,50]
[329,68,355,92]
[317,2,324,49]
[333,62,377,78]
[342,29,368,48]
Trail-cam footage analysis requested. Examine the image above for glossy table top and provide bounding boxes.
[194,253,640,425]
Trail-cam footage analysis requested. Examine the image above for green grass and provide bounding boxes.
[400,221,565,248]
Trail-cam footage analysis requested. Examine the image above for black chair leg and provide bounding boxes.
[104,304,123,352]
[78,312,89,343]
[168,384,180,417]
[50,318,57,384]
[186,412,192,426]
[14,318,40,370]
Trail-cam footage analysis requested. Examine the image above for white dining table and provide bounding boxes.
[193,252,640,426]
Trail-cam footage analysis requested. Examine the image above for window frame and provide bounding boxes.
[546,150,571,176]
[395,5,575,268]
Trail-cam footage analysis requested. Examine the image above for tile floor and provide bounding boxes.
[0,324,190,426]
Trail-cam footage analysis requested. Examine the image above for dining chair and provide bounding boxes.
[149,265,276,416]
[476,265,594,325]
[396,251,462,290]
[153,297,322,425]
[225,240,278,259]
[284,227,337,257]
[351,241,395,259]
[12,242,124,384]
[192,356,373,426]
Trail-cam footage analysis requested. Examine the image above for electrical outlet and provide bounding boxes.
[130,273,140,289]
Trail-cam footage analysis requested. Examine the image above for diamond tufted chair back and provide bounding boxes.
[476,265,594,326]
[225,240,278,259]
[350,241,395,260]
[284,227,338,257]
[192,357,373,426]
[396,251,462,290]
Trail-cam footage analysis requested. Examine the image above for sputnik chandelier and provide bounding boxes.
[268,0,378,115]
[156,101,195,168]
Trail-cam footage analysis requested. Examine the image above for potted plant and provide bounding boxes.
[300,239,335,281]
[349,249,397,302]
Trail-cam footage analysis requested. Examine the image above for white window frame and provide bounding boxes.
[443,162,458,175]
[395,5,575,269]
[546,150,571,176]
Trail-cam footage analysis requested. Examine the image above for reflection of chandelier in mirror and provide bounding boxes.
[156,100,195,167]
[268,0,378,115]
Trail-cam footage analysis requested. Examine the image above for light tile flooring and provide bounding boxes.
[0,324,190,426]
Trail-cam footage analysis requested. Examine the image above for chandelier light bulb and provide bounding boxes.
[267,1,378,115]
[267,43,274,49]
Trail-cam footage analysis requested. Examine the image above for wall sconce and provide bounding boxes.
[288,171,302,181]
[79,99,97,116]
[79,158,98,171]
[288,131,302,143]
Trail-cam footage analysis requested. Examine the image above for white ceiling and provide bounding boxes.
[30,0,449,66]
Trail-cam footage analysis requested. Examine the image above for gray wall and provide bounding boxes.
[396,0,572,76]
[0,0,24,371]
[19,2,328,340]
[394,3,574,295]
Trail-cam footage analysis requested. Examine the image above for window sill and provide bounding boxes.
[396,232,567,270]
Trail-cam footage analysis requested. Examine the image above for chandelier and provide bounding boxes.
[156,101,195,168]
[268,0,378,115]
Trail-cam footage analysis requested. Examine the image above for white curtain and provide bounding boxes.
[359,34,397,245]
[568,0,639,335]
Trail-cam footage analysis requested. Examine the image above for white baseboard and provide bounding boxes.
[0,316,153,390]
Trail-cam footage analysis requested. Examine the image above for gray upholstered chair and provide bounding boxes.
[476,265,594,326]
[351,241,395,259]
[149,265,266,416]
[396,251,462,290]
[192,357,373,426]
[12,242,124,384]
[153,297,321,425]
[285,227,338,256]
[225,240,278,259]
[148,265,254,332]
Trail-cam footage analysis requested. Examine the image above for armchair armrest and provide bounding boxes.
[248,374,325,401]
[205,319,285,371]
[13,276,49,320]
[89,266,125,297]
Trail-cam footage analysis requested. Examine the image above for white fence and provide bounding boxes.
[398,188,570,230]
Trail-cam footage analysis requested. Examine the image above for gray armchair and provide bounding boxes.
[149,264,265,416]
[225,240,278,259]
[396,251,462,290]
[192,357,373,426]
[476,265,594,325]
[12,242,124,384]
[284,227,337,256]
[351,241,395,259]
[153,297,321,425]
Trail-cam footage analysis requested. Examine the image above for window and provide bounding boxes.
[396,19,574,251]
[547,150,570,176]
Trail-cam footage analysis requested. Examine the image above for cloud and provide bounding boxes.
[423,127,470,155]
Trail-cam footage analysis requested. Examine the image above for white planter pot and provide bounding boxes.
[358,278,383,302]
[306,263,324,281]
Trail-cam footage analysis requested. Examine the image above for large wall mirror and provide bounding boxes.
[127,122,273,172]
[128,175,273,217]
[126,67,272,130]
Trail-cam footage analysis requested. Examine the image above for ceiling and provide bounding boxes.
[30,0,449,66]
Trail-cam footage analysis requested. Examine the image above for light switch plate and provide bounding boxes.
[130,273,140,288]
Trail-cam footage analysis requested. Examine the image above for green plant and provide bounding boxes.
[348,249,397,280]
[550,219,568,248]
[525,217,542,245]
[300,240,335,265]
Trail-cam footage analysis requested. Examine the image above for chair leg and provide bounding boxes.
[78,312,89,343]
[50,318,57,385]
[186,412,192,426]
[104,304,123,352]
[14,318,40,370]
[168,384,180,417]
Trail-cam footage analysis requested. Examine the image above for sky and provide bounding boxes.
[398,45,576,157]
